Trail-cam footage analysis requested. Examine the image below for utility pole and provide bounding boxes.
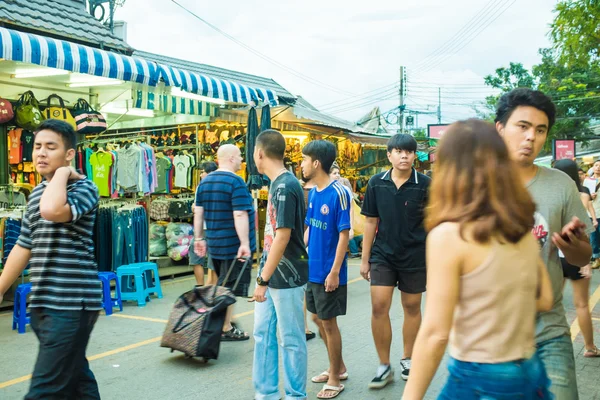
[437,87,442,124]
[399,66,405,133]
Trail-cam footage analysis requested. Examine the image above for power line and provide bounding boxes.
[170,0,354,96]
[319,85,400,113]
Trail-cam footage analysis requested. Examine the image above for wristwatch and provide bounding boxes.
[256,276,269,286]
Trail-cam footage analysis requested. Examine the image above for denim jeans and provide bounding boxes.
[348,234,363,255]
[536,335,579,400]
[590,223,600,258]
[438,353,552,399]
[26,308,100,400]
[253,285,307,400]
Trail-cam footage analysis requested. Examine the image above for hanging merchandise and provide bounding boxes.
[89,150,114,197]
[44,94,77,129]
[8,128,23,165]
[173,152,195,188]
[72,99,107,134]
[15,91,42,130]
[21,130,35,162]
[116,142,158,194]
[155,155,173,194]
[0,96,14,124]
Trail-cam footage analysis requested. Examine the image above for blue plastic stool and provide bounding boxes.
[117,264,148,307]
[138,262,163,300]
[12,283,32,334]
[98,272,123,316]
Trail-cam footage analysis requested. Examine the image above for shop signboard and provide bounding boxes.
[553,139,575,161]
[427,124,449,139]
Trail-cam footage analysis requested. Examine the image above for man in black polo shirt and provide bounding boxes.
[360,133,430,389]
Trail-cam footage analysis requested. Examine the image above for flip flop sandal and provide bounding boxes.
[317,384,345,399]
[584,346,600,357]
[311,371,349,383]
[221,327,249,341]
[306,331,316,341]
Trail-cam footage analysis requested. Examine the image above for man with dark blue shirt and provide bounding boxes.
[360,134,431,388]
[193,144,256,341]
[302,140,351,399]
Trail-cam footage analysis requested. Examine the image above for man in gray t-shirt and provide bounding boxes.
[496,88,592,400]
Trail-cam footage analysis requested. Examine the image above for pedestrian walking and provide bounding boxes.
[302,140,351,399]
[252,129,308,400]
[359,133,431,388]
[587,160,600,269]
[402,119,554,400]
[553,159,600,357]
[0,119,102,399]
[193,144,255,341]
[190,161,217,287]
[496,88,592,399]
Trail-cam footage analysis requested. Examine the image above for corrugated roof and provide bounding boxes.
[0,0,131,52]
[134,50,296,100]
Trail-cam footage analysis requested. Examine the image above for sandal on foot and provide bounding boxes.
[584,346,600,357]
[317,384,345,399]
[311,371,349,383]
[306,331,316,341]
[221,327,249,341]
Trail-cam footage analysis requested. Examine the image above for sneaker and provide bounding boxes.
[400,358,411,381]
[368,365,394,389]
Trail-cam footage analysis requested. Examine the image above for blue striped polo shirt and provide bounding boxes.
[195,171,256,260]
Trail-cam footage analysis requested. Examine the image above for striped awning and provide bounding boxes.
[0,27,279,106]
[134,90,218,117]
[158,64,278,106]
[0,27,158,86]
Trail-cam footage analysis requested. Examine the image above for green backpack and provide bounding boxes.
[15,91,43,131]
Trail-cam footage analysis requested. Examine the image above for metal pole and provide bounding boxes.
[399,66,405,133]
[437,87,442,124]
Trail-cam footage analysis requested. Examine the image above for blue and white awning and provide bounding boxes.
[134,90,218,117]
[158,64,278,107]
[0,27,279,106]
[0,27,158,86]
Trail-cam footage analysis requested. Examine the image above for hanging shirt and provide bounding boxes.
[173,154,192,188]
[156,157,172,193]
[20,131,35,162]
[89,151,114,197]
[117,145,140,190]
[8,128,22,165]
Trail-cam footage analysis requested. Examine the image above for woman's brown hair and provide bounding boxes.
[425,119,536,243]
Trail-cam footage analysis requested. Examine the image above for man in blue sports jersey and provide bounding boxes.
[302,140,351,399]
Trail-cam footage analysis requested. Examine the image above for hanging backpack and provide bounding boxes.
[72,99,107,134]
[0,97,14,124]
[44,94,77,129]
[15,91,42,130]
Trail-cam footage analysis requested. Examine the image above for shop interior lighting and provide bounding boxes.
[100,105,155,118]
[12,68,70,78]
[67,79,124,88]
[171,87,226,105]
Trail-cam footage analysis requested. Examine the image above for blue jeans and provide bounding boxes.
[253,285,307,400]
[438,354,553,399]
[349,234,363,255]
[590,223,600,258]
[536,335,579,400]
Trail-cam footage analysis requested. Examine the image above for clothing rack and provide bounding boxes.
[82,134,151,146]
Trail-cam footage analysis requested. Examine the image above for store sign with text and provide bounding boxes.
[427,124,449,139]
[553,139,575,160]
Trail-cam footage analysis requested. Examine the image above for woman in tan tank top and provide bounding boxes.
[403,120,554,400]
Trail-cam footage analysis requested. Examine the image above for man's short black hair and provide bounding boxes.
[35,119,77,150]
[256,129,285,160]
[495,88,556,131]
[302,140,337,174]
[201,161,218,173]
[387,133,417,153]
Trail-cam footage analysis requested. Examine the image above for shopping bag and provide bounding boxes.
[72,98,107,134]
[43,94,76,129]
[15,91,42,130]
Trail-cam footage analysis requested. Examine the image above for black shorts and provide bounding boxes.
[561,258,584,281]
[306,282,347,320]
[370,263,426,294]
[212,258,252,297]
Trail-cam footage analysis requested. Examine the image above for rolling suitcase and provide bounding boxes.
[160,257,250,362]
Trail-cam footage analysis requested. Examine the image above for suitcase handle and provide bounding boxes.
[210,257,250,301]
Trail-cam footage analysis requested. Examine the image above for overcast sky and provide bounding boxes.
[114,0,557,129]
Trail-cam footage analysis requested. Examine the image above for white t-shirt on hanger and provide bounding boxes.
[173,154,192,188]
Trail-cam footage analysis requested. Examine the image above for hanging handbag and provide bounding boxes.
[72,98,107,134]
[15,91,42,130]
[43,94,77,129]
[0,97,14,124]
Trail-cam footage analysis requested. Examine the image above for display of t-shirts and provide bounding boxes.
[156,157,172,194]
[0,190,26,208]
[8,128,22,165]
[89,151,114,197]
[173,154,192,188]
[117,145,141,191]
[20,131,35,162]
[85,148,93,178]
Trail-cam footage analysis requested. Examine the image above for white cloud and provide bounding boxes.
[114,0,557,127]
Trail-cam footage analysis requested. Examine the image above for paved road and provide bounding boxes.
[1,261,599,399]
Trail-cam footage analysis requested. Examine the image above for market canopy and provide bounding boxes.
[0,26,278,106]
